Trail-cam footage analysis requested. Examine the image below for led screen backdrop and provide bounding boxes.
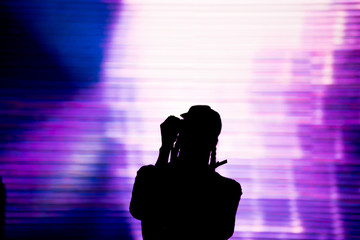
[1,0,360,239]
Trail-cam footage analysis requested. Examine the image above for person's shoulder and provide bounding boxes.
[214,172,242,196]
[136,164,156,176]
[138,164,155,172]
[136,164,171,177]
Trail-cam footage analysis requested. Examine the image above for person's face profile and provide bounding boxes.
[178,116,205,146]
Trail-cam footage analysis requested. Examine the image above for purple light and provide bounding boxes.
[2,0,360,239]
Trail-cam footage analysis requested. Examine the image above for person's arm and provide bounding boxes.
[155,115,181,167]
[130,115,180,219]
[155,146,171,167]
[130,164,172,221]
[213,181,242,240]
[129,165,155,220]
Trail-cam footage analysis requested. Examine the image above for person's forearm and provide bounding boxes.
[155,146,171,167]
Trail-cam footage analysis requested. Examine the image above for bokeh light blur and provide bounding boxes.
[1,0,359,239]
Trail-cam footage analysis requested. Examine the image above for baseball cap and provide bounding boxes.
[180,105,222,138]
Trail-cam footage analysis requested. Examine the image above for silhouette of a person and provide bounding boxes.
[130,105,242,240]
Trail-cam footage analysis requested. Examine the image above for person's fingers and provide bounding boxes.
[161,116,180,128]
[166,115,180,123]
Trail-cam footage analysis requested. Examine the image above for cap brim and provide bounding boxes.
[180,112,188,118]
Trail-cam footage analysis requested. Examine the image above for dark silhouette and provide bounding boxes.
[130,105,242,240]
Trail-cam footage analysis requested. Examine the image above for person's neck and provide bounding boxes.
[181,147,209,157]
[177,149,210,170]
[174,161,210,176]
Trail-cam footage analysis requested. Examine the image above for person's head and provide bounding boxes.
[176,105,222,168]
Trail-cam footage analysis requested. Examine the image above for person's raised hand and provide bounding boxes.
[160,115,181,149]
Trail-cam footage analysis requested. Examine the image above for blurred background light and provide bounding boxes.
[0,0,359,239]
